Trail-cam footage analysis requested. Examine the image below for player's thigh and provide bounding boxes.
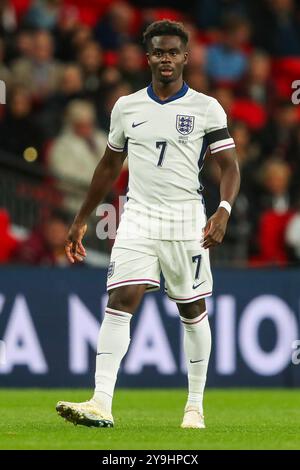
[107,284,147,314]
[106,236,161,301]
[159,239,213,304]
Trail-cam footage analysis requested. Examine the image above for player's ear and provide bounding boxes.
[184,51,188,65]
[146,52,150,65]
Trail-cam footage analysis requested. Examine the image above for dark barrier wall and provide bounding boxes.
[0,267,300,387]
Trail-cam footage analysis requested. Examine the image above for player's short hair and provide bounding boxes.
[143,20,189,51]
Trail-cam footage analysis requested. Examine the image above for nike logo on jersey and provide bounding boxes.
[190,359,204,363]
[192,280,206,289]
[97,352,112,356]
[132,121,148,128]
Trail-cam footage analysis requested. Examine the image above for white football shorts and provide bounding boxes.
[106,236,213,303]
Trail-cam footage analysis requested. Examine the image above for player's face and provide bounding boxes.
[147,35,188,84]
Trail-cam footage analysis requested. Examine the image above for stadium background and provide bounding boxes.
[0,0,300,391]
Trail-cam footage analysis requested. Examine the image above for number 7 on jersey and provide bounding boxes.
[156,141,167,167]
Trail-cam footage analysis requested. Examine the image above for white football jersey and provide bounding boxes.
[108,82,235,240]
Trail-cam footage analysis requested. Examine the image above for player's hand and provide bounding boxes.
[202,207,229,249]
[65,222,87,264]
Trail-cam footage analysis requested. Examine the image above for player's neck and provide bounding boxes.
[151,78,184,101]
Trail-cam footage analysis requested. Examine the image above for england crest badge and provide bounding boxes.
[176,114,195,135]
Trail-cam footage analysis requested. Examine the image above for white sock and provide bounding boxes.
[180,311,211,414]
[93,307,132,414]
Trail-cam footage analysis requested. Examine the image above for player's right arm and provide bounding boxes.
[65,146,127,264]
[66,97,127,263]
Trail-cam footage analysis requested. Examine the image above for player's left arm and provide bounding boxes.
[202,148,240,249]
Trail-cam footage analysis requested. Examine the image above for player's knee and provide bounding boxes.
[107,285,144,313]
[177,299,206,319]
[107,291,134,312]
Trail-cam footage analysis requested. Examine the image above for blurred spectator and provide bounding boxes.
[203,122,254,266]
[117,42,149,91]
[0,0,17,35]
[100,66,122,89]
[184,69,209,94]
[196,0,250,30]
[285,197,300,264]
[97,80,132,131]
[258,158,292,214]
[230,121,260,196]
[0,37,11,89]
[11,29,63,101]
[206,14,250,85]
[258,101,299,160]
[10,28,34,61]
[252,0,300,56]
[237,50,273,105]
[69,24,92,56]
[289,126,300,200]
[212,86,234,116]
[186,41,207,71]
[53,7,83,62]
[184,42,208,93]
[77,40,104,95]
[94,1,137,50]
[250,158,295,266]
[39,63,85,137]
[0,209,19,263]
[50,62,84,100]
[228,122,259,263]
[13,210,70,266]
[48,99,107,212]
[0,86,44,158]
[23,0,61,30]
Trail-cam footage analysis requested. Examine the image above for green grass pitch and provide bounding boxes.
[1,389,300,450]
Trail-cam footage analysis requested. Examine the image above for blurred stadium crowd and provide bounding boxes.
[0,0,300,267]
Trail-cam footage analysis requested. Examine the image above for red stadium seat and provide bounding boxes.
[250,209,295,267]
[230,99,267,130]
[272,57,300,76]
[272,57,300,99]
[0,209,20,263]
[10,0,31,20]
[150,8,185,22]
[103,50,119,67]
[63,0,112,26]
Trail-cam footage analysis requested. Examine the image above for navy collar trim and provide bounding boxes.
[147,82,189,104]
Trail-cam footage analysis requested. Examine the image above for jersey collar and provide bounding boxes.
[147,81,189,104]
